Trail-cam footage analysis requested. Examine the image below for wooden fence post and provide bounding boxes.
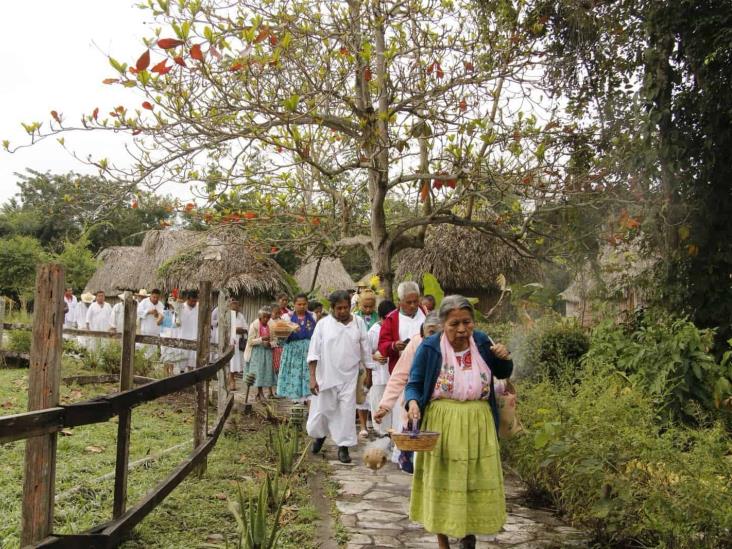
[0,296,5,349]
[216,291,230,417]
[194,281,212,477]
[113,292,138,518]
[21,264,64,546]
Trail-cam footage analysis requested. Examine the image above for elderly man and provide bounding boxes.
[63,287,77,330]
[378,281,426,373]
[307,290,370,464]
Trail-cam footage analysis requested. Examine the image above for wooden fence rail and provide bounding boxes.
[0,266,234,548]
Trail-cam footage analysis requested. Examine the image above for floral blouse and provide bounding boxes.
[432,349,492,401]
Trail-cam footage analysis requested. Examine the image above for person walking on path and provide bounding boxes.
[307,290,370,464]
[277,293,317,403]
[63,287,77,330]
[355,289,379,438]
[405,295,513,549]
[227,298,247,391]
[375,311,441,470]
[86,291,113,353]
[365,300,397,436]
[178,290,199,373]
[244,306,277,400]
[137,289,164,357]
[378,281,426,373]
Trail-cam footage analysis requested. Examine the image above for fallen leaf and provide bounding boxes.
[60,429,74,437]
[213,493,228,501]
[1,400,14,409]
[85,445,105,454]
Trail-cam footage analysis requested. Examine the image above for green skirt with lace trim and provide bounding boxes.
[409,399,507,538]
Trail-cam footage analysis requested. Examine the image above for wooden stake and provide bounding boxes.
[21,264,64,546]
[0,296,5,351]
[113,292,138,518]
[216,291,230,417]
[194,281,212,477]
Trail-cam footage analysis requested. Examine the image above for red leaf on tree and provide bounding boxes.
[271,246,279,253]
[463,61,474,72]
[339,46,349,56]
[115,106,125,113]
[436,64,444,79]
[173,56,187,67]
[151,60,169,74]
[446,178,457,189]
[136,50,150,71]
[426,62,434,75]
[229,62,243,72]
[254,27,269,43]
[459,98,468,112]
[311,217,320,226]
[92,107,99,120]
[132,129,142,135]
[243,212,257,220]
[185,202,195,212]
[131,199,139,209]
[276,145,283,153]
[419,181,429,202]
[157,38,184,49]
[269,34,278,46]
[142,101,154,110]
[209,46,221,60]
[129,67,139,75]
[102,78,119,84]
[364,67,372,81]
[432,179,443,190]
[51,110,61,123]
[158,64,172,75]
[190,44,204,61]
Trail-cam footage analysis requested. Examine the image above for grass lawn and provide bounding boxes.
[0,359,320,548]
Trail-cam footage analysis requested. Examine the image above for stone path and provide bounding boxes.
[322,441,588,549]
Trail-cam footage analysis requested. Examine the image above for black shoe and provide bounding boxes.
[312,437,326,454]
[338,446,351,464]
[459,535,476,549]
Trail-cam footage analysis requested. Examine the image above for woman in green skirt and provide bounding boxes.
[244,306,277,400]
[405,295,513,549]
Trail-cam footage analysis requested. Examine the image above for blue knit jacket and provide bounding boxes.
[404,330,514,430]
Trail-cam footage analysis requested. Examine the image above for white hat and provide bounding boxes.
[81,293,95,304]
[137,289,150,297]
[117,293,126,301]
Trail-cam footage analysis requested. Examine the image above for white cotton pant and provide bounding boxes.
[307,378,358,448]
[368,384,396,436]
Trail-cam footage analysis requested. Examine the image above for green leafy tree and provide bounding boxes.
[0,235,47,299]
[55,236,100,293]
[10,0,597,297]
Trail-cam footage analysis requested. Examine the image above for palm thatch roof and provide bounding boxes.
[294,258,355,295]
[85,228,290,297]
[395,225,541,291]
[83,246,141,295]
[156,228,290,296]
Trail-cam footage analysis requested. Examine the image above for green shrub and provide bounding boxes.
[583,312,732,425]
[515,317,589,381]
[504,368,732,548]
[7,330,31,353]
[82,342,155,377]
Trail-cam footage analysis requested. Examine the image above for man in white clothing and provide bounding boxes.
[86,291,113,352]
[110,293,127,334]
[178,291,199,373]
[137,289,164,357]
[63,287,77,329]
[227,299,247,390]
[307,290,370,464]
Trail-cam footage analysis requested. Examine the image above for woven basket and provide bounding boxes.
[390,430,440,452]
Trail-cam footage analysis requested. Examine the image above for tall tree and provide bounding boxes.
[9,0,592,296]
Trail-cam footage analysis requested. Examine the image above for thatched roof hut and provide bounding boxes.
[83,246,141,296]
[395,225,541,313]
[156,229,290,296]
[294,258,355,296]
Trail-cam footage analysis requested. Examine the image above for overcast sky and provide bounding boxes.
[0,1,191,203]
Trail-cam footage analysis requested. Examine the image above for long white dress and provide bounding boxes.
[229,310,246,373]
[86,302,113,352]
[366,321,394,435]
[178,302,199,372]
[74,302,90,349]
[110,302,126,333]
[306,315,369,448]
[63,295,77,329]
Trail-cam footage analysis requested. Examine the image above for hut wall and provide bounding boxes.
[240,295,276,325]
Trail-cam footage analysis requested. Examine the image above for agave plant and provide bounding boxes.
[243,372,257,407]
[229,479,285,549]
[273,424,300,475]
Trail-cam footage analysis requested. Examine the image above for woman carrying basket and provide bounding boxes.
[405,295,513,549]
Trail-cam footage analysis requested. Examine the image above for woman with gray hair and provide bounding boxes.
[378,280,426,374]
[405,295,513,549]
[243,305,277,401]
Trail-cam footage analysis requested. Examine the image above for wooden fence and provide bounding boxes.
[0,264,235,548]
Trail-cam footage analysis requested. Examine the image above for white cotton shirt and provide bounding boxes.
[398,308,426,341]
[86,302,113,331]
[110,302,126,332]
[366,322,390,386]
[179,303,199,340]
[138,297,164,336]
[64,295,77,327]
[307,314,369,391]
[74,302,89,328]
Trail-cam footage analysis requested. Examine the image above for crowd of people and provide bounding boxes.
[62,281,511,548]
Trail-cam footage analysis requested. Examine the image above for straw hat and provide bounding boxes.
[81,293,95,304]
[117,293,126,301]
[137,289,150,297]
